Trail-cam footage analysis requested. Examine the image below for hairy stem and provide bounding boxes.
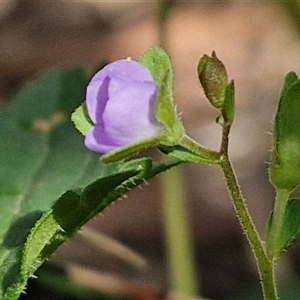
[220,156,278,299]
[266,189,290,260]
[220,125,278,300]
[180,135,221,163]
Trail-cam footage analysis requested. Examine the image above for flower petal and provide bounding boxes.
[86,76,109,124]
[84,125,119,153]
[102,76,162,145]
[86,59,154,124]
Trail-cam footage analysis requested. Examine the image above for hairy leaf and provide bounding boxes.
[0,66,182,299]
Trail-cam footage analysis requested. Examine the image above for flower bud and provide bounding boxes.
[72,47,186,163]
[198,51,229,109]
[84,59,164,154]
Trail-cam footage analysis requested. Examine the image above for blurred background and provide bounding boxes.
[2,0,300,299]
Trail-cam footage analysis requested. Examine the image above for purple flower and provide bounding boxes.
[84,59,163,153]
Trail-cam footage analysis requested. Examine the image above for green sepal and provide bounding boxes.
[101,136,163,163]
[280,71,298,98]
[221,80,235,126]
[269,72,300,191]
[71,103,93,135]
[265,197,300,258]
[140,47,185,145]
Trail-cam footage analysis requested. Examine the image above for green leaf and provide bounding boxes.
[0,67,183,300]
[20,164,143,282]
[0,67,122,299]
[269,72,300,191]
[0,67,92,299]
[11,157,180,300]
[265,198,300,257]
[140,47,185,144]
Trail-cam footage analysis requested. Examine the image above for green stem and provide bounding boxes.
[219,124,278,299]
[266,189,290,260]
[157,0,199,296]
[179,135,221,164]
[275,0,300,39]
[179,128,279,299]
[161,166,199,296]
[220,155,278,300]
[158,0,176,48]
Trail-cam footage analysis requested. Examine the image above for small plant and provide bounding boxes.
[1,45,300,300]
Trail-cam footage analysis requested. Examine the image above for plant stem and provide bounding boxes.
[220,155,278,300]
[275,0,300,39]
[266,189,290,260]
[158,0,176,49]
[179,126,279,299]
[179,135,220,164]
[157,1,199,296]
[219,124,278,300]
[161,166,199,296]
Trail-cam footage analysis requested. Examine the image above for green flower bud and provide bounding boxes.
[198,51,229,109]
[269,72,300,191]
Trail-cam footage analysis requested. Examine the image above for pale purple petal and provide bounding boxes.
[102,76,162,145]
[85,76,109,124]
[85,125,119,153]
[86,59,153,124]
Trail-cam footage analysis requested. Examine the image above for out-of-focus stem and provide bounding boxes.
[158,0,199,297]
[158,0,176,48]
[276,0,300,38]
[161,166,199,296]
